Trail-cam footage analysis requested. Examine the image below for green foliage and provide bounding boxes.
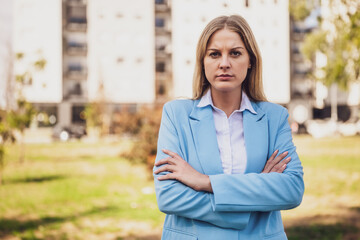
[15,72,32,85]
[301,31,327,60]
[289,0,311,21]
[33,58,46,70]
[121,106,162,167]
[15,52,24,60]
[7,99,36,133]
[0,111,15,184]
[302,1,360,89]
[112,110,142,135]
[84,102,103,128]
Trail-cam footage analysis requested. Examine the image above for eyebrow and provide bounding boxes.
[207,46,245,51]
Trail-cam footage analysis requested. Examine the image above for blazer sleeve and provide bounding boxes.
[154,102,250,230]
[209,107,305,212]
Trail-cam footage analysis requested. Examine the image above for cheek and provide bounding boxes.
[203,60,214,79]
[235,61,250,74]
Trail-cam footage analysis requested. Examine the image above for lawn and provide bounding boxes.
[0,136,359,240]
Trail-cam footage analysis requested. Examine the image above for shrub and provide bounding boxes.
[121,105,163,171]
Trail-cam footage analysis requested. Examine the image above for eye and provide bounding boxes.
[230,51,242,57]
[209,52,220,58]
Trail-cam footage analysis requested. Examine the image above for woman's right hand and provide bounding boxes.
[262,150,291,173]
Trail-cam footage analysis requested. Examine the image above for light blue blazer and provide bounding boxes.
[153,99,304,240]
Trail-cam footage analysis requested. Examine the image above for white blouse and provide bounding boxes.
[197,89,257,174]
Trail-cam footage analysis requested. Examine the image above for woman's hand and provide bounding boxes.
[154,149,213,192]
[262,150,291,173]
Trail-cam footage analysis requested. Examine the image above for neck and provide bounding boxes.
[211,88,242,118]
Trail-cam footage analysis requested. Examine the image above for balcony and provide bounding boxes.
[63,82,87,101]
[155,0,171,13]
[155,17,171,35]
[155,72,171,82]
[66,42,87,56]
[66,0,87,7]
[66,64,87,80]
[66,17,87,32]
[66,5,87,32]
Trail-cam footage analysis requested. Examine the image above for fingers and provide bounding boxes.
[262,150,290,173]
[162,149,180,159]
[275,157,291,173]
[154,157,174,167]
[154,164,176,174]
[157,173,176,181]
[155,149,185,167]
[268,149,279,162]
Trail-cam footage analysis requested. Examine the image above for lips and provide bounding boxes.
[217,74,233,80]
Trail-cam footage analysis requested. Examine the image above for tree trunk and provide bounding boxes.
[19,132,25,163]
[330,83,338,122]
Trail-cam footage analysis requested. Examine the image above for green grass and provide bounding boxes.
[0,141,164,240]
[0,136,359,239]
[283,135,360,240]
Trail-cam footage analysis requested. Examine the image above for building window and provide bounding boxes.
[155,17,165,28]
[72,106,86,124]
[156,62,166,72]
[157,83,166,95]
[156,43,166,52]
[155,0,165,4]
[67,6,87,24]
[68,63,83,72]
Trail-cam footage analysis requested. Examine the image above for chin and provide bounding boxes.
[212,83,242,93]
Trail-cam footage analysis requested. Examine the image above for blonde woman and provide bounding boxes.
[154,15,304,240]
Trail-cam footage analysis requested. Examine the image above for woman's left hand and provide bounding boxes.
[154,149,213,192]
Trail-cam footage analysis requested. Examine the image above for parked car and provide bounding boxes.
[52,125,86,141]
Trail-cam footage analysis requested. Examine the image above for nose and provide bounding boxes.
[219,56,230,69]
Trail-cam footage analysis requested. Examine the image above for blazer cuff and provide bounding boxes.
[209,174,230,211]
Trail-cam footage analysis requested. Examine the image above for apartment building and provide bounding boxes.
[1,0,155,131]
[1,0,294,133]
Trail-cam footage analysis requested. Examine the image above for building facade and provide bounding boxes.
[3,0,337,135]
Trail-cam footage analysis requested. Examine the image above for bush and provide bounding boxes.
[121,105,163,171]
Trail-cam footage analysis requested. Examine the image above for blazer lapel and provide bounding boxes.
[243,102,269,173]
[189,102,223,175]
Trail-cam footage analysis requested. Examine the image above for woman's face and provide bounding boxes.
[203,28,250,94]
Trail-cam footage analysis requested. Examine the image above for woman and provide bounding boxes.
[153,15,304,240]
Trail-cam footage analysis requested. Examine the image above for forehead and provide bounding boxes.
[207,28,244,48]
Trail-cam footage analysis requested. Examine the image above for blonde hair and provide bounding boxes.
[193,15,267,102]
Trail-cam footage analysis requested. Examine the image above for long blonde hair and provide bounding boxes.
[193,15,267,102]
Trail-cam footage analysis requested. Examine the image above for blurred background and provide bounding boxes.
[0,0,359,239]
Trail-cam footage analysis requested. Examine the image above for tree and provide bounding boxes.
[301,0,360,121]
[289,0,313,21]
[0,111,15,185]
[6,52,46,162]
[84,82,108,138]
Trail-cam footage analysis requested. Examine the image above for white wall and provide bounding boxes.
[171,0,290,104]
[87,0,155,104]
[13,0,63,103]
